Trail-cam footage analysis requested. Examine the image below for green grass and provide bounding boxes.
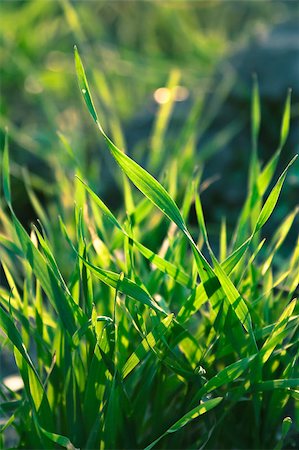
[0,47,298,450]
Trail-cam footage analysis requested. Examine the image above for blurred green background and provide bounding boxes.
[0,0,298,242]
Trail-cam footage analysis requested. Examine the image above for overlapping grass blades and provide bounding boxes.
[0,47,298,450]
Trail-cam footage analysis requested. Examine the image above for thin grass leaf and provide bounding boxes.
[74,45,98,124]
[79,177,192,287]
[144,397,223,450]
[121,314,174,379]
[251,73,261,149]
[59,219,166,314]
[254,379,299,391]
[279,89,291,149]
[0,304,39,380]
[2,130,11,206]
[261,299,296,363]
[12,213,82,335]
[34,417,77,450]
[254,155,298,232]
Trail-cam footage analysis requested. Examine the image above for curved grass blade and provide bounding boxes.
[80,256,165,314]
[74,47,254,335]
[74,45,98,124]
[121,313,174,379]
[254,155,298,232]
[60,216,165,314]
[0,304,40,380]
[193,355,256,404]
[260,299,296,363]
[74,46,187,234]
[72,315,113,346]
[78,177,192,287]
[33,416,77,450]
[144,397,223,450]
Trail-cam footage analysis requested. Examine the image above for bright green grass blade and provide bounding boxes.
[149,68,181,171]
[254,155,298,232]
[211,254,254,336]
[193,355,256,404]
[261,299,296,363]
[257,149,281,197]
[133,240,192,288]
[32,226,70,292]
[0,304,39,380]
[256,89,291,196]
[121,314,174,379]
[144,397,223,450]
[72,315,113,346]
[79,177,192,287]
[1,261,22,304]
[220,218,227,262]
[254,379,299,391]
[251,74,261,150]
[84,256,165,314]
[103,134,187,233]
[13,348,51,432]
[279,89,291,149]
[2,130,11,206]
[195,190,254,334]
[249,74,261,193]
[60,221,166,314]
[11,213,81,335]
[76,176,123,231]
[74,47,186,234]
[74,45,98,124]
[74,46,279,338]
[34,417,77,450]
[262,208,298,275]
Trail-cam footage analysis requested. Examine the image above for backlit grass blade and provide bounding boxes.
[33,416,77,450]
[254,379,299,391]
[220,218,227,262]
[195,190,254,334]
[2,129,11,206]
[254,155,298,232]
[0,304,39,380]
[121,314,174,379]
[251,74,261,151]
[33,225,70,293]
[150,68,181,171]
[76,176,123,231]
[83,258,165,313]
[144,397,223,450]
[260,299,296,363]
[74,45,98,124]
[249,74,261,191]
[74,46,187,233]
[262,208,298,275]
[193,355,256,404]
[133,240,192,288]
[12,213,81,335]
[75,47,254,335]
[279,89,291,149]
[60,220,165,314]
[79,177,192,287]
[72,315,113,346]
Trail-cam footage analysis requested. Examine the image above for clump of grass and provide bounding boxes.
[0,48,298,450]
